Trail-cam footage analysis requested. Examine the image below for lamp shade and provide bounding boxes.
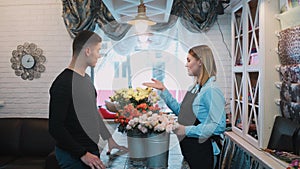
[127,3,156,26]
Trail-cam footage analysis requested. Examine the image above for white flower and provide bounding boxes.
[154,124,165,132]
[147,111,153,116]
[126,125,132,130]
[140,114,148,121]
[128,119,136,126]
[138,124,148,133]
[133,117,139,123]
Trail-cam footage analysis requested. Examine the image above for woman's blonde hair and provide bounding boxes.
[188,45,217,85]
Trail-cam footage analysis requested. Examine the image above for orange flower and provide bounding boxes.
[148,105,160,112]
[136,103,148,110]
[110,87,162,133]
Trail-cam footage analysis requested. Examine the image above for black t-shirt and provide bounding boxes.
[49,69,111,158]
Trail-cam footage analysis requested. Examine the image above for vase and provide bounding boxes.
[145,132,170,169]
[126,129,147,160]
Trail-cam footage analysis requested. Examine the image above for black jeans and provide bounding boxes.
[55,146,100,169]
[180,138,213,169]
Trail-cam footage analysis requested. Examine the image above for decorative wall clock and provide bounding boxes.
[10,42,46,80]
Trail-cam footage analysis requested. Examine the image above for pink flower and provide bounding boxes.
[288,159,300,169]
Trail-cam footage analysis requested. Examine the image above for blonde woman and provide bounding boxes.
[143,45,226,169]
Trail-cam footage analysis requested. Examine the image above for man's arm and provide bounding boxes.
[49,82,87,158]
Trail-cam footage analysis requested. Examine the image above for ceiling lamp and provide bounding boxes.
[128,0,156,33]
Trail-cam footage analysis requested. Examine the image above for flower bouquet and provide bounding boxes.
[108,87,178,168]
[108,87,178,134]
[126,111,178,134]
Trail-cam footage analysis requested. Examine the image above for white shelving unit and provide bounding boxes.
[231,0,281,149]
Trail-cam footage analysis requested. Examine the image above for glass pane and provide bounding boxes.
[235,37,243,66]
[247,72,259,139]
[247,72,259,105]
[234,8,243,37]
[234,102,243,130]
[93,32,192,108]
[248,31,259,66]
[234,73,243,101]
[248,0,259,31]
[234,7,243,66]
[248,105,258,139]
[247,0,260,66]
[233,73,243,130]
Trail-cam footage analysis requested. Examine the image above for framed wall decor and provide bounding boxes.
[10,42,46,80]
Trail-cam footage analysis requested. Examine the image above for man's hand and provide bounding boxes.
[80,152,106,169]
[107,137,128,155]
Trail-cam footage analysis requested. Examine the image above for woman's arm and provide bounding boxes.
[143,78,181,115]
[159,89,181,115]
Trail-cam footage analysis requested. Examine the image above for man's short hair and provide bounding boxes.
[72,30,102,57]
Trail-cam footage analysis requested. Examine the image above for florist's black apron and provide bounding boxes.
[178,85,214,169]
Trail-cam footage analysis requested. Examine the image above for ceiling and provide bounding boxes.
[102,0,174,23]
[102,0,236,24]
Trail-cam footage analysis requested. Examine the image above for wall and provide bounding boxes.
[177,15,232,105]
[0,0,72,118]
[0,0,232,118]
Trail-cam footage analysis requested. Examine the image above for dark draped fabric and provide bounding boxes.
[62,0,220,40]
[168,0,219,33]
[62,0,131,41]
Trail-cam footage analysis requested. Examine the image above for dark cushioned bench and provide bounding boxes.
[0,118,60,169]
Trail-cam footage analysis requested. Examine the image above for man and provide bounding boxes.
[49,30,127,169]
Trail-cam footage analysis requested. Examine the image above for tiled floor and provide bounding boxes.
[99,129,184,169]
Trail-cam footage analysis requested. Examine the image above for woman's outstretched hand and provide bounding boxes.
[142,78,166,91]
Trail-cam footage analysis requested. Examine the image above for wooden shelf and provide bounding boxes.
[225,131,288,169]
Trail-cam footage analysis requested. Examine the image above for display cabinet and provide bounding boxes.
[231,0,281,148]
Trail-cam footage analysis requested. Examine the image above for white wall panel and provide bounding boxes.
[0,1,232,117]
[0,0,71,118]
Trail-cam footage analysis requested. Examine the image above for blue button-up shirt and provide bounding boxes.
[159,76,226,155]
